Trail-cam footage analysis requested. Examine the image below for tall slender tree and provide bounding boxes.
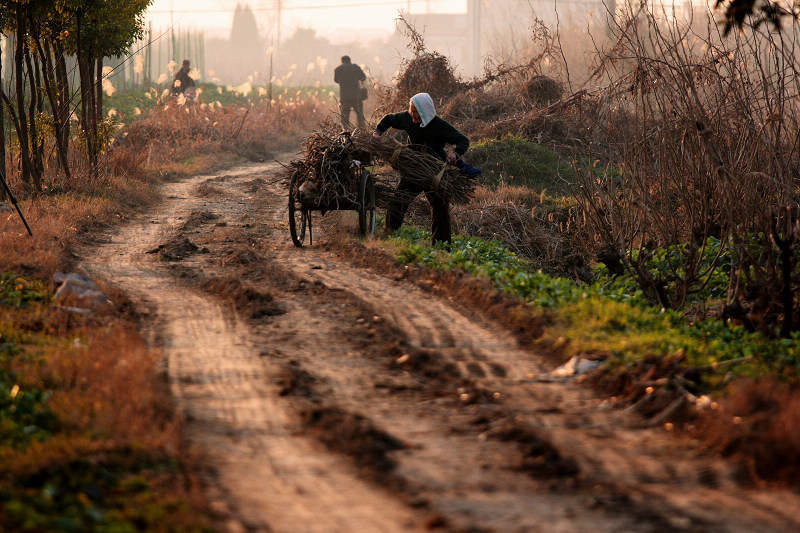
[28,6,73,181]
[0,35,6,201]
[12,6,36,188]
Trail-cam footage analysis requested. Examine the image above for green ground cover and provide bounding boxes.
[388,223,799,388]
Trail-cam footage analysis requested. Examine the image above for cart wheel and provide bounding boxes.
[358,169,376,237]
[288,170,308,247]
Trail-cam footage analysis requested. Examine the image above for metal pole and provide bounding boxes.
[268,39,273,109]
[0,169,33,236]
[470,0,481,77]
[275,0,281,73]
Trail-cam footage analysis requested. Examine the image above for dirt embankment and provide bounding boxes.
[81,160,800,533]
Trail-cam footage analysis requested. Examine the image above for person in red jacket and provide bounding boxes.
[373,92,470,244]
[334,55,367,130]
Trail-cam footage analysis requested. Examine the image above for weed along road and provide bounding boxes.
[81,159,800,533]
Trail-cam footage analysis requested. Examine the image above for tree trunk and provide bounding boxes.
[95,57,103,133]
[76,10,98,175]
[54,42,70,161]
[88,57,97,172]
[84,57,98,172]
[0,35,6,202]
[145,21,152,88]
[14,12,34,186]
[30,21,71,181]
[24,46,43,191]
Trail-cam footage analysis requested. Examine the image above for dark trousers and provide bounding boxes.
[340,99,366,130]
[385,177,452,244]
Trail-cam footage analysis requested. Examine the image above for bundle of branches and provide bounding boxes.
[378,16,463,110]
[352,132,476,205]
[523,75,564,106]
[288,129,371,208]
[371,183,429,210]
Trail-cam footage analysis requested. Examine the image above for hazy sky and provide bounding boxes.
[145,0,468,41]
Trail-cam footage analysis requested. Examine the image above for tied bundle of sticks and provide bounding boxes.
[352,131,476,205]
[288,129,371,209]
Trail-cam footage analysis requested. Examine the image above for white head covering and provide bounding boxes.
[410,93,436,128]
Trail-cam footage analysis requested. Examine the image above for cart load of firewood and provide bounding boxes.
[287,129,372,209]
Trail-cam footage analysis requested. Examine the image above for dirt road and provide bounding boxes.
[81,159,800,533]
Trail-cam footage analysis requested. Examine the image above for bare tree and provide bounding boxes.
[576,4,800,335]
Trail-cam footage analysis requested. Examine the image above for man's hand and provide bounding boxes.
[446,151,458,164]
[372,131,382,140]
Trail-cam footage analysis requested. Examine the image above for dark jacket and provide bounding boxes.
[172,68,194,95]
[376,112,469,159]
[334,62,366,103]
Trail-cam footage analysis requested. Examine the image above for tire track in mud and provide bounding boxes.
[81,165,424,533]
[253,163,800,533]
[81,160,800,533]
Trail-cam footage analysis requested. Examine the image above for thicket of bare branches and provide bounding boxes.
[574,4,800,334]
[375,5,800,335]
[374,14,572,143]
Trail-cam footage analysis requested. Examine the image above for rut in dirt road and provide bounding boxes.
[82,166,421,532]
[81,161,800,533]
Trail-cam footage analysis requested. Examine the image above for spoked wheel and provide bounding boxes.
[288,170,308,247]
[357,169,376,238]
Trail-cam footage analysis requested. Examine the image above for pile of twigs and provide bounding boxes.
[453,201,564,263]
[288,129,371,208]
[395,52,461,101]
[352,132,476,204]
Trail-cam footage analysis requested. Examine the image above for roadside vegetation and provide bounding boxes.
[0,3,323,527]
[1,1,800,529]
[0,94,321,529]
[367,4,800,486]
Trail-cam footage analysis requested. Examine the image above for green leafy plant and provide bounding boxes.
[0,377,57,448]
[0,274,51,308]
[388,229,800,376]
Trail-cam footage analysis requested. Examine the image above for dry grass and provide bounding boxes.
[0,195,116,278]
[446,88,592,150]
[0,285,213,527]
[698,379,800,486]
[2,316,178,474]
[470,185,545,210]
[116,98,322,186]
[452,199,576,274]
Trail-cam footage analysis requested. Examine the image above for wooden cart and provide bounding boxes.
[288,133,376,247]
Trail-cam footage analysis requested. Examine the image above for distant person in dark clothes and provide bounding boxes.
[172,59,195,97]
[373,92,470,244]
[334,55,367,130]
